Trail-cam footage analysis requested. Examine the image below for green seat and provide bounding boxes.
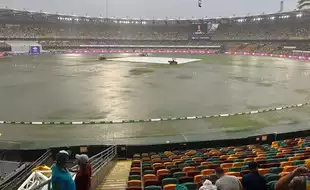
[144,170,155,175]
[128,175,141,180]
[266,174,280,183]
[178,163,189,169]
[241,165,249,171]
[176,184,188,190]
[143,162,152,166]
[229,167,241,172]
[212,161,222,164]
[269,167,283,174]
[293,160,305,166]
[162,178,178,187]
[182,182,196,190]
[196,165,208,172]
[267,180,277,190]
[185,160,195,165]
[145,185,162,190]
[173,172,186,178]
[234,159,244,162]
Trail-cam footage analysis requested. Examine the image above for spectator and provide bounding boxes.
[199,179,217,190]
[215,167,243,190]
[275,161,310,190]
[52,150,76,190]
[242,162,267,190]
[73,154,92,190]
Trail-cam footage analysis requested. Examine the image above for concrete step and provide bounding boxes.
[96,160,132,190]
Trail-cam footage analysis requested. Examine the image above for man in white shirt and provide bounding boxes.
[215,167,243,190]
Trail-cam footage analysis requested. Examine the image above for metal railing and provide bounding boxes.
[0,150,52,190]
[27,145,117,190]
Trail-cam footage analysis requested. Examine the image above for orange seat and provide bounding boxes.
[142,157,151,161]
[201,162,211,166]
[280,172,290,178]
[152,158,162,163]
[153,163,164,168]
[151,155,160,159]
[294,153,305,157]
[288,157,300,162]
[131,167,141,173]
[185,150,197,156]
[280,161,292,168]
[193,157,203,162]
[201,169,215,176]
[164,162,173,167]
[194,174,203,183]
[232,162,244,167]
[244,158,255,162]
[164,184,176,190]
[181,156,190,160]
[169,155,179,161]
[257,154,266,158]
[183,166,196,173]
[283,166,297,172]
[254,157,265,162]
[132,160,140,164]
[220,163,233,168]
[157,169,169,176]
[143,174,157,181]
[220,155,230,160]
[227,157,238,161]
[226,172,241,177]
[222,168,229,173]
[127,180,142,187]
[258,168,270,175]
[164,151,173,156]
[282,149,293,154]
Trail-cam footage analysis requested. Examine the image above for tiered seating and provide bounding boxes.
[127,136,310,190]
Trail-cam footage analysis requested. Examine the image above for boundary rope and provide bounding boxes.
[0,102,309,125]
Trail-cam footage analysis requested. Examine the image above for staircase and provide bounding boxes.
[97,160,132,190]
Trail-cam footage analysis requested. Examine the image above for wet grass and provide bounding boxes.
[129,68,154,75]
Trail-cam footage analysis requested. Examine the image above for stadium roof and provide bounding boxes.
[0,8,309,25]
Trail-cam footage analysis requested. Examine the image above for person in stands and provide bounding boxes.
[215,167,243,190]
[199,179,217,190]
[73,154,92,190]
[242,162,267,190]
[275,160,310,190]
[52,150,76,190]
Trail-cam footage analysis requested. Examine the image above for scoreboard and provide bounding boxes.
[190,24,210,40]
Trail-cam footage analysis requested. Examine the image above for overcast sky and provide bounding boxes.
[0,0,298,19]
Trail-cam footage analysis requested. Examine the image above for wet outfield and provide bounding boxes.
[1,53,310,149]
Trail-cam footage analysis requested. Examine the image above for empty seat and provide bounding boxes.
[178,176,194,184]
[127,180,142,188]
[145,179,161,187]
[163,184,176,190]
[144,174,157,181]
[173,172,186,178]
[145,186,162,190]
[162,178,178,187]
[129,175,141,181]
[157,169,170,176]
[226,172,241,177]
[182,182,197,190]
[201,169,215,176]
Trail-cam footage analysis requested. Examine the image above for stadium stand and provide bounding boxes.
[126,137,310,190]
[2,6,310,190]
